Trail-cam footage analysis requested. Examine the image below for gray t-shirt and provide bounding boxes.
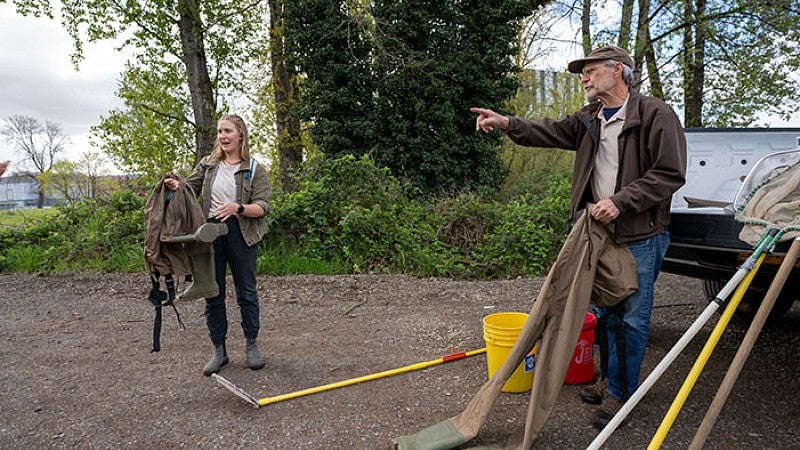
[209,162,238,218]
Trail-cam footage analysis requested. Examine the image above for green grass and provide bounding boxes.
[257,242,349,275]
[0,208,60,229]
[2,245,49,272]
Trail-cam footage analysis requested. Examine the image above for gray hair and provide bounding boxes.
[603,59,634,86]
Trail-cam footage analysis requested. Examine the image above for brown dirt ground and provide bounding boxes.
[1,271,799,449]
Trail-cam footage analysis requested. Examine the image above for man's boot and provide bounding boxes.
[178,252,218,300]
[245,338,266,370]
[202,342,228,376]
[579,376,607,404]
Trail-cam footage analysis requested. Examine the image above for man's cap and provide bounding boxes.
[567,46,634,74]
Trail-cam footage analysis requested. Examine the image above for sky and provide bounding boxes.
[1,4,798,176]
[0,3,126,172]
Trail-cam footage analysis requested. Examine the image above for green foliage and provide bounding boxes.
[268,153,416,271]
[94,63,197,185]
[0,189,145,273]
[370,0,540,195]
[264,154,571,278]
[0,156,571,279]
[284,0,547,196]
[473,175,571,277]
[284,0,376,158]
[28,0,271,178]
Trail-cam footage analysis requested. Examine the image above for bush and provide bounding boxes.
[268,154,415,272]
[264,154,571,279]
[473,174,571,278]
[0,189,145,273]
[0,156,571,279]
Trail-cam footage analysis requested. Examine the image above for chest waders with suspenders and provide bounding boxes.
[148,189,186,353]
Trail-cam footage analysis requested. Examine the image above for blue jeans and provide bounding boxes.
[597,230,670,400]
[205,217,261,345]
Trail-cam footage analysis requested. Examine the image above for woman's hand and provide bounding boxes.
[213,202,240,222]
[164,173,180,191]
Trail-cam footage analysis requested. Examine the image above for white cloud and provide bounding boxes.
[0,3,126,171]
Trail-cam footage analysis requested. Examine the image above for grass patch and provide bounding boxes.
[0,208,60,229]
[2,245,50,273]
[258,243,348,275]
[79,245,144,273]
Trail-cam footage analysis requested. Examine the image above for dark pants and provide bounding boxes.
[205,217,260,345]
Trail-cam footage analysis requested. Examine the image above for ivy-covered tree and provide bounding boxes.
[284,0,376,159]
[370,0,545,195]
[284,0,545,196]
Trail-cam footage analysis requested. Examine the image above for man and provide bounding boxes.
[472,45,686,430]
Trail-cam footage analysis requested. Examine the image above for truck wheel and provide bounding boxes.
[701,279,796,323]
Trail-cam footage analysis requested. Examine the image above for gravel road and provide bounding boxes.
[1,271,798,449]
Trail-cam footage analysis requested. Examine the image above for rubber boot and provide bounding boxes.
[178,252,218,301]
[245,338,266,370]
[202,342,228,376]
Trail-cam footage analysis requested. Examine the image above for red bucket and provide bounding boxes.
[564,312,596,385]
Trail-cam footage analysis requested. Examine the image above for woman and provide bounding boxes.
[165,114,270,375]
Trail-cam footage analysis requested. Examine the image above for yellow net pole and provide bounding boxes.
[257,348,487,407]
[647,253,766,449]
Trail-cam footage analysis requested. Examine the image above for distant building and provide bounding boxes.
[0,175,62,210]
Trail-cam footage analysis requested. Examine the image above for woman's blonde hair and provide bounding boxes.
[210,114,250,161]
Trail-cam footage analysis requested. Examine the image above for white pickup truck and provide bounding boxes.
[662,128,800,320]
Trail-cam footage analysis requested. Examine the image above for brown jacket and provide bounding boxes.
[144,175,210,276]
[185,156,270,247]
[506,90,687,243]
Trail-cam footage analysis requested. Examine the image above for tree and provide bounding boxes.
[553,0,800,127]
[369,0,547,195]
[38,152,115,203]
[265,0,306,193]
[284,0,376,159]
[0,115,67,208]
[92,62,197,185]
[10,0,269,175]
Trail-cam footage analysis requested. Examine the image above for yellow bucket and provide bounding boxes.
[483,312,535,393]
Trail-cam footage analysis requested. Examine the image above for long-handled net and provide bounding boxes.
[589,148,800,450]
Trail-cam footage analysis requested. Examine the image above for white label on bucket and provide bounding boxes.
[524,354,535,373]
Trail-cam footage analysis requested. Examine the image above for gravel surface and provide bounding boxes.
[1,271,799,449]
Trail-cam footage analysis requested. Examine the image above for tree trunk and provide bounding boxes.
[644,30,665,99]
[682,0,706,127]
[177,0,217,166]
[269,0,303,192]
[618,0,634,50]
[581,0,592,55]
[635,0,665,98]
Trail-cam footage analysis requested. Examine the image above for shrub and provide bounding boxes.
[0,189,146,273]
[267,154,414,271]
[264,154,571,279]
[0,156,572,279]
